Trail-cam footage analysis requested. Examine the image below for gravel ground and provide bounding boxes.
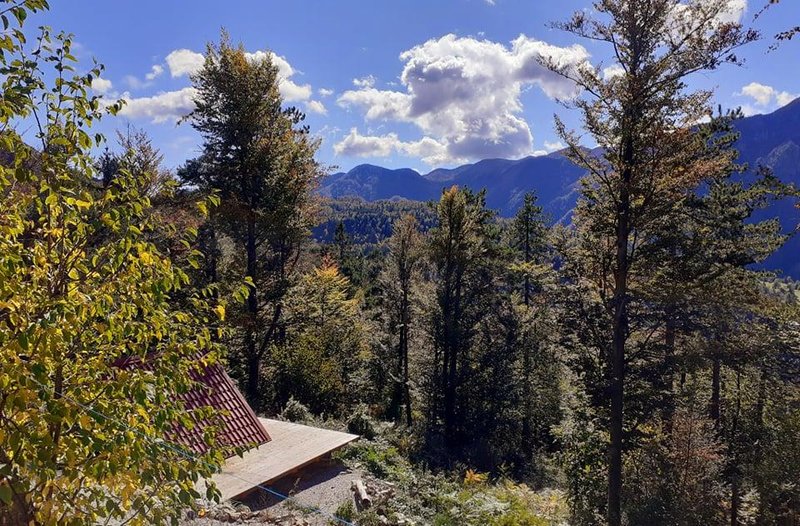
[182,457,364,526]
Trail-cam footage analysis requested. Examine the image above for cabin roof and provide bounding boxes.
[175,362,271,454]
[116,355,270,455]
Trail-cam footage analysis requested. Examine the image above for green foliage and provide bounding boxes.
[279,396,313,423]
[0,8,225,524]
[338,440,568,526]
[314,197,437,246]
[272,258,369,415]
[333,500,355,522]
[346,404,378,439]
[181,31,322,406]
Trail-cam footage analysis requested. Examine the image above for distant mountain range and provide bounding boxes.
[320,100,800,277]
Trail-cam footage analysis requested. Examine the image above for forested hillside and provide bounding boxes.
[1,1,799,526]
[313,197,437,245]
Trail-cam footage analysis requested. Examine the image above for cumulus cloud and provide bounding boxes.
[126,47,324,123]
[318,88,334,97]
[165,49,205,77]
[305,100,327,115]
[740,82,774,106]
[90,77,113,95]
[145,64,164,81]
[602,64,625,80]
[335,33,589,164]
[776,91,797,107]
[117,87,198,124]
[163,47,321,106]
[334,128,449,165]
[544,140,565,152]
[669,0,748,31]
[353,75,377,88]
[716,0,747,24]
[737,82,797,114]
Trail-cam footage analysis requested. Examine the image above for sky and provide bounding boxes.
[34,0,800,174]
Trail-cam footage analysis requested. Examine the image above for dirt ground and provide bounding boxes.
[182,457,363,525]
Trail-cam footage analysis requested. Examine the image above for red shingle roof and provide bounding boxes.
[175,362,271,455]
[115,356,271,455]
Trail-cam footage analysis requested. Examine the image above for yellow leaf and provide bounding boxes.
[214,304,225,321]
[79,414,92,430]
[464,469,488,485]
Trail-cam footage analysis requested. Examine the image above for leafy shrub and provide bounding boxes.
[334,500,355,522]
[280,397,314,423]
[347,404,378,439]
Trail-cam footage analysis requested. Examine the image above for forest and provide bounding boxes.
[0,0,799,525]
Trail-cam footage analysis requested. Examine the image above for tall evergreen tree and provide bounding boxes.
[546,2,758,523]
[182,33,322,405]
[381,215,423,426]
[426,186,500,453]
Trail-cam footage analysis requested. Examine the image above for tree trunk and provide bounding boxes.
[401,286,412,426]
[245,213,259,403]
[710,356,721,426]
[608,129,633,526]
[664,312,677,432]
[404,339,412,427]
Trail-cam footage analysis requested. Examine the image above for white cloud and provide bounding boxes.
[737,82,797,111]
[243,50,315,102]
[117,87,198,124]
[669,0,748,32]
[602,64,625,80]
[279,79,313,102]
[544,140,565,152]
[164,47,315,103]
[740,82,775,106]
[318,88,334,97]
[717,0,747,24]
[353,75,376,88]
[305,100,327,115]
[119,47,326,123]
[334,128,449,165]
[91,77,113,95]
[145,64,164,81]
[334,128,397,157]
[165,49,205,77]
[335,33,589,164]
[776,91,797,107]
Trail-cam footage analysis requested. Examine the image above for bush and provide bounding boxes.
[280,397,314,423]
[347,405,378,439]
[334,500,355,522]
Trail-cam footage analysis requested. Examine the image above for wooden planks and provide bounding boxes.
[210,418,358,501]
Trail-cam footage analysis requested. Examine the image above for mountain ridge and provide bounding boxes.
[320,102,800,276]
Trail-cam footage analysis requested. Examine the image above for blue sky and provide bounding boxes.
[36,0,800,173]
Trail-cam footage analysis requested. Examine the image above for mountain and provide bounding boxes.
[320,101,800,277]
[320,155,586,222]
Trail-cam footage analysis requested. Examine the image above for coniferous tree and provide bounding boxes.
[182,33,322,405]
[381,215,423,426]
[546,2,758,523]
[426,186,501,454]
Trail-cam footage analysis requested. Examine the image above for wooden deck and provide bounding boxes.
[210,418,358,501]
